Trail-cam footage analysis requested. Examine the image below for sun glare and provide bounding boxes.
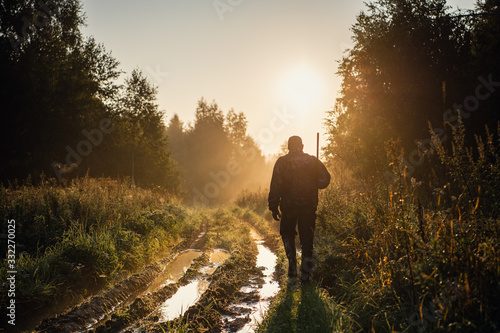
[280,65,325,116]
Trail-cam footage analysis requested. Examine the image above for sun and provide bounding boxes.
[280,65,325,116]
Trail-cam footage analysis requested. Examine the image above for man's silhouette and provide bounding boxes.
[268,136,330,282]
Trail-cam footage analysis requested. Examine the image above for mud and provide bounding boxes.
[34,232,205,333]
[36,261,165,333]
[33,222,280,333]
[93,248,233,332]
[221,226,279,332]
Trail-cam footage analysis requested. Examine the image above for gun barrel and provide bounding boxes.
[316,132,319,159]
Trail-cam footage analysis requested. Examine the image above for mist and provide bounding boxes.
[167,98,272,205]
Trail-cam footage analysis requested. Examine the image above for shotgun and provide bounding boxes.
[316,132,319,159]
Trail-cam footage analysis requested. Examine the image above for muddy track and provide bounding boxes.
[136,223,280,333]
[34,220,281,333]
[95,252,213,332]
[127,246,260,333]
[35,230,207,333]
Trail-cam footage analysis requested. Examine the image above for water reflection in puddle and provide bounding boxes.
[164,250,203,284]
[156,248,230,322]
[238,249,279,332]
[202,249,231,275]
[143,250,203,295]
[223,225,279,333]
[157,279,210,322]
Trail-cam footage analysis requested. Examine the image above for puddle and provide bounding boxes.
[202,248,231,275]
[164,250,203,284]
[153,248,230,323]
[144,250,202,294]
[223,225,279,333]
[157,279,210,322]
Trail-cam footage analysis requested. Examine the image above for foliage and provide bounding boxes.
[0,0,121,182]
[325,0,500,185]
[315,123,500,332]
[0,177,191,309]
[235,188,270,216]
[0,1,181,191]
[110,69,180,190]
[431,119,500,218]
[166,98,270,204]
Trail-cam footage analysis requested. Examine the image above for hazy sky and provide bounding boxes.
[80,0,476,156]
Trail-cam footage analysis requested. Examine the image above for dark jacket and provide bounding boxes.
[268,151,330,213]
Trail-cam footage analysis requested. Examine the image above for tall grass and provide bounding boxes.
[315,121,500,332]
[236,188,270,216]
[0,177,191,309]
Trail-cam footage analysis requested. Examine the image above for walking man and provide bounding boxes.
[268,135,330,282]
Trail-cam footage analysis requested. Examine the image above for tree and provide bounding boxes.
[181,98,232,202]
[166,100,270,204]
[166,114,187,165]
[226,109,248,148]
[470,0,500,133]
[0,0,120,182]
[225,109,269,196]
[326,0,475,184]
[114,69,179,190]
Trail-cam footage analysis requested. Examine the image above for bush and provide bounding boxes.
[314,122,500,332]
[0,177,191,309]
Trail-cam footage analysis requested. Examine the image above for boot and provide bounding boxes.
[282,237,297,278]
[301,256,315,283]
[288,257,297,278]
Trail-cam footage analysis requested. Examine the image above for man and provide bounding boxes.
[268,135,331,282]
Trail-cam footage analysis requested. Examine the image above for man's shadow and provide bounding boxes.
[261,280,340,333]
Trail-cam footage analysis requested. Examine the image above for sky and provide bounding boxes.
[80,0,477,156]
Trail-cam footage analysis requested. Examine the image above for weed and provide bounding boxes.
[0,177,190,311]
[313,121,500,332]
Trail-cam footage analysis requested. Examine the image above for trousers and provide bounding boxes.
[279,208,316,258]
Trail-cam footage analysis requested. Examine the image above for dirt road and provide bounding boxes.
[33,218,280,333]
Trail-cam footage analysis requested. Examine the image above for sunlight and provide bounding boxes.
[280,65,325,116]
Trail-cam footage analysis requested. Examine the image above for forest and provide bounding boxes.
[1,0,500,332]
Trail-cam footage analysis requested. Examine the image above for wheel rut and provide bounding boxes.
[34,220,281,333]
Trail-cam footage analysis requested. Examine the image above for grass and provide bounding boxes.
[311,121,500,332]
[0,176,195,311]
[241,121,500,332]
[313,183,500,331]
[257,281,350,333]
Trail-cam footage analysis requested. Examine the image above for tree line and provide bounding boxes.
[2,0,499,203]
[0,0,269,203]
[166,99,269,204]
[324,0,500,193]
